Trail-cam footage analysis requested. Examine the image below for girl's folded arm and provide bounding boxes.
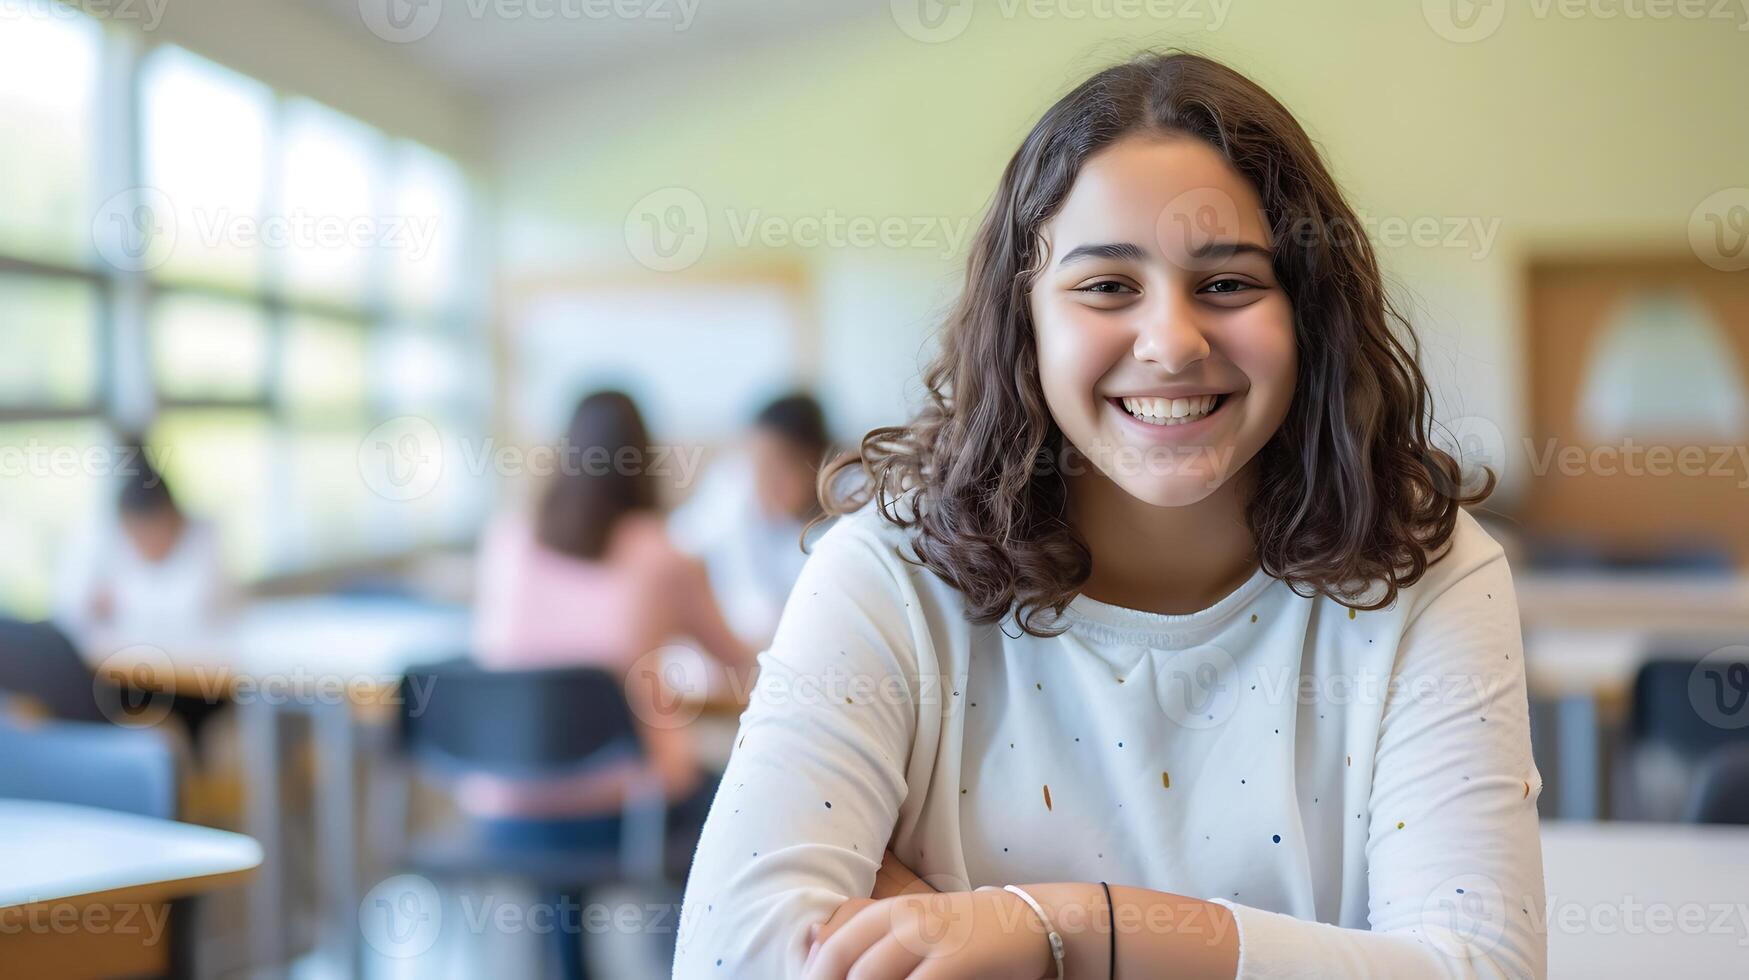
[671,522,927,979]
[1209,548,1548,980]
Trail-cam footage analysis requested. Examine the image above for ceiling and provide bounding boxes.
[311,0,889,101]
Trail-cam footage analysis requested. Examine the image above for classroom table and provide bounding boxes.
[1541,819,1749,978]
[0,799,262,977]
[81,595,469,978]
[1516,572,1749,821]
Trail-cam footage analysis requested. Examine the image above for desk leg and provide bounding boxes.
[1555,694,1601,821]
[241,698,286,973]
[314,701,361,979]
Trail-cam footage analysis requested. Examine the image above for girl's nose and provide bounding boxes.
[1132,293,1211,373]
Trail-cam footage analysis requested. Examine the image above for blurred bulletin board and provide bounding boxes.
[504,267,817,448]
[1522,254,1749,567]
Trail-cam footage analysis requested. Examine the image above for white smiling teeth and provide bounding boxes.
[1120,394,1219,426]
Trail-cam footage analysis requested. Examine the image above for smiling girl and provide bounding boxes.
[672,52,1545,979]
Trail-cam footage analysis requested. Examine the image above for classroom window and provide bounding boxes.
[0,11,99,265]
[140,46,274,289]
[0,21,487,618]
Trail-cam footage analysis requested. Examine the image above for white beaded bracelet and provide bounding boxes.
[978,884,1066,979]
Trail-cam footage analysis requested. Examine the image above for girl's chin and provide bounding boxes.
[1111,475,1227,508]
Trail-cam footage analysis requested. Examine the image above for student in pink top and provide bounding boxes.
[466,390,757,826]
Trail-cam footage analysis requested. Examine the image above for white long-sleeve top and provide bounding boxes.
[673,500,1547,979]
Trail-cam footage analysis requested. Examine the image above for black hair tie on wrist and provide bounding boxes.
[1100,880,1116,980]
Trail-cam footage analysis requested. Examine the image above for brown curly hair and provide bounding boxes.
[820,50,1494,636]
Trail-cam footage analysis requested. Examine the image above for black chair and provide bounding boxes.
[1621,652,1749,821]
[1685,744,1749,824]
[1632,655,1749,757]
[0,618,107,723]
[390,657,700,979]
[0,718,197,978]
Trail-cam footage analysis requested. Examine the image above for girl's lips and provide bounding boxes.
[1105,392,1237,441]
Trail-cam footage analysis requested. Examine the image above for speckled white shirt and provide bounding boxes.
[673,500,1547,979]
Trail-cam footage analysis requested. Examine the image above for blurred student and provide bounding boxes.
[668,392,833,646]
[53,439,232,647]
[468,390,756,824]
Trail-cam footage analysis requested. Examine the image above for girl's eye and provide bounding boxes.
[1199,278,1254,295]
[1076,280,1136,295]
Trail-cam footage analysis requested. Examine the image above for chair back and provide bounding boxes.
[398,657,644,779]
[0,718,179,819]
[1631,652,1749,761]
[0,618,106,723]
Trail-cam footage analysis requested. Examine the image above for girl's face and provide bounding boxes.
[1030,133,1297,508]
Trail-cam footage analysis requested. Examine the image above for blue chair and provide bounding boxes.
[0,717,181,818]
[0,717,196,977]
[390,657,709,980]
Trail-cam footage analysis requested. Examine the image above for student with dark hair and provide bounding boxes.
[468,390,755,819]
[670,391,835,645]
[674,53,1544,979]
[54,438,232,646]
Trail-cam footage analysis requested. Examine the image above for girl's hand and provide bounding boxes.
[802,888,1053,980]
[806,850,938,962]
[874,848,937,899]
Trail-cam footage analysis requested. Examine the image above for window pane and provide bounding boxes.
[389,143,468,313]
[0,420,110,619]
[0,273,98,408]
[0,7,97,264]
[282,315,368,417]
[281,425,374,567]
[148,410,274,578]
[371,323,490,414]
[151,293,270,402]
[141,47,272,287]
[281,99,381,303]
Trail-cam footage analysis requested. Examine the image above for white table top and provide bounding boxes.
[1515,572,1749,701]
[80,595,469,686]
[1541,820,1749,979]
[0,800,262,910]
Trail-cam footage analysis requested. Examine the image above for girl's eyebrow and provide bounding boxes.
[1057,241,1146,267]
[1185,240,1274,261]
[1056,239,1274,268]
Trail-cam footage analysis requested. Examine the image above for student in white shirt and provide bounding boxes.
[669,393,833,646]
[54,442,233,648]
[673,52,1545,980]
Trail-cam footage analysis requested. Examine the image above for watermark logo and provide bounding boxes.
[361,0,701,40]
[7,0,169,30]
[892,0,1231,41]
[1689,645,1749,731]
[1689,188,1749,272]
[623,644,711,730]
[891,0,975,42]
[1155,644,1240,729]
[91,187,177,273]
[92,645,176,729]
[1423,0,1508,42]
[358,0,443,42]
[1426,0,1749,41]
[891,878,979,960]
[360,874,444,958]
[90,189,442,274]
[1429,414,1507,500]
[1421,873,1508,959]
[1156,184,1248,271]
[358,416,445,502]
[626,187,709,272]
